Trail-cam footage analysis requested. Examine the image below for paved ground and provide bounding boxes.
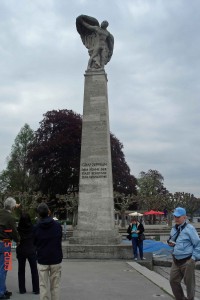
[153,255,200,300]
[154,265,200,300]
[7,256,174,300]
[6,222,200,299]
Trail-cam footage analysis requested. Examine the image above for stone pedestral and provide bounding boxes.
[70,69,121,245]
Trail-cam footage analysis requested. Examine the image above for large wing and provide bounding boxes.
[106,33,114,63]
[76,15,100,50]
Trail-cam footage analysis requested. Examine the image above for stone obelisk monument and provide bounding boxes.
[70,15,120,245]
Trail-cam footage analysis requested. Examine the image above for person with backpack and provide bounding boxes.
[127,217,145,260]
[168,207,200,300]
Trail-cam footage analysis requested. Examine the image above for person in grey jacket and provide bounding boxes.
[168,207,200,300]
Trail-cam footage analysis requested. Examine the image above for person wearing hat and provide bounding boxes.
[168,207,200,300]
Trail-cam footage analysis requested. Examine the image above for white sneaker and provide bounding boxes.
[134,258,137,261]
[141,257,146,260]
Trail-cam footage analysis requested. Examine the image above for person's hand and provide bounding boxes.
[168,241,176,247]
[15,204,20,208]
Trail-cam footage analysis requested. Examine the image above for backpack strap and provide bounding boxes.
[169,222,187,242]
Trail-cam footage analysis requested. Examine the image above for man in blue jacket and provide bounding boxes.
[33,203,63,300]
[168,207,200,300]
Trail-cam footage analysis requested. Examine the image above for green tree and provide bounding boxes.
[137,169,168,197]
[0,124,36,193]
[172,192,200,221]
[137,169,169,209]
[114,192,137,227]
[137,169,169,223]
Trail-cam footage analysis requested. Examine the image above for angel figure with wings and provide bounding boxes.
[76,15,114,70]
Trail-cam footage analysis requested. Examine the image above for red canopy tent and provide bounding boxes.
[143,210,164,224]
[143,210,164,215]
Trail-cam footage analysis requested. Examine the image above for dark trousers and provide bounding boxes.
[17,254,39,293]
[170,258,195,300]
[131,237,143,259]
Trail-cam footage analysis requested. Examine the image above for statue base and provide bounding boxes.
[69,228,121,245]
[63,242,133,259]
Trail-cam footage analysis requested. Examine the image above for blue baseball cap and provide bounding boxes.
[173,207,186,217]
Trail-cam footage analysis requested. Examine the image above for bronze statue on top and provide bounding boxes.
[76,15,114,70]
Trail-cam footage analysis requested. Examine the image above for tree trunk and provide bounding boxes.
[168,212,173,227]
[121,210,126,228]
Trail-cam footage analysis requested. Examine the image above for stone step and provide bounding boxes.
[119,228,200,233]
[63,227,200,240]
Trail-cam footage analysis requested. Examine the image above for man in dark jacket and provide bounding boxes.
[0,197,20,299]
[33,203,63,300]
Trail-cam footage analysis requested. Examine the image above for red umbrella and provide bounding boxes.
[143,210,164,215]
[156,211,165,215]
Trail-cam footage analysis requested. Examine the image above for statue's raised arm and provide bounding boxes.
[76,15,114,70]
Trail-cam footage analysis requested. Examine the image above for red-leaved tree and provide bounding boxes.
[27,109,137,196]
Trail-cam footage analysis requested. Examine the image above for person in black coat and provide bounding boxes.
[127,217,145,260]
[16,212,39,294]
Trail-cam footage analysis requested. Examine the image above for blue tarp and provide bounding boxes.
[143,239,171,253]
[123,239,172,256]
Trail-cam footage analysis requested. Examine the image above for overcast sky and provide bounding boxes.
[0,0,200,197]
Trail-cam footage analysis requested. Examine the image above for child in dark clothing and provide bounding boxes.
[16,212,39,294]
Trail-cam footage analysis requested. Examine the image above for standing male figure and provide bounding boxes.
[81,19,111,69]
[33,203,63,300]
[0,197,20,299]
[76,15,114,70]
[168,207,200,300]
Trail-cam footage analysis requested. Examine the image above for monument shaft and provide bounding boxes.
[71,70,120,245]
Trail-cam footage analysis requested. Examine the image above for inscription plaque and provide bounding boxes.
[81,162,108,179]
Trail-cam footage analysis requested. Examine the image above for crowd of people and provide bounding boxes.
[1,196,200,300]
[127,206,200,300]
[0,197,63,300]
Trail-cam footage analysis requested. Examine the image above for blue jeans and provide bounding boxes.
[131,237,143,259]
[0,241,11,297]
